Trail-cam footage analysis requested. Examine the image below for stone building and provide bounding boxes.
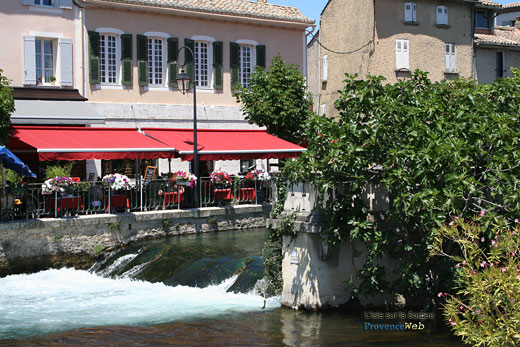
[307,0,504,117]
[0,0,314,178]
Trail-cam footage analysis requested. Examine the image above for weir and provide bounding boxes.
[0,204,271,276]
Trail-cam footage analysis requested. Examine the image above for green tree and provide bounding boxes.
[0,69,13,145]
[234,55,313,143]
[284,70,520,300]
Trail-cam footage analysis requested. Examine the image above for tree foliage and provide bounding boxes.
[234,55,313,143]
[0,69,13,145]
[284,70,520,299]
[432,216,520,346]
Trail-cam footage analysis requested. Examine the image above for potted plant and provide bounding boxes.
[172,171,197,188]
[210,170,232,188]
[49,76,56,85]
[252,169,271,181]
[102,173,130,191]
[41,176,75,195]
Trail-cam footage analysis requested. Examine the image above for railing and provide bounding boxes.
[0,177,275,221]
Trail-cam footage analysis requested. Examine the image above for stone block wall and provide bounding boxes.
[0,205,271,277]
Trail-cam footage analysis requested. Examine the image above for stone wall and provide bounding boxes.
[0,205,271,277]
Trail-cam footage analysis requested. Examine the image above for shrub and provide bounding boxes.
[431,216,520,346]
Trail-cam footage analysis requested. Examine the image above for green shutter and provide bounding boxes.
[88,31,100,84]
[121,59,132,86]
[138,60,148,86]
[137,35,148,86]
[168,61,178,88]
[121,34,133,86]
[184,38,194,88]
[137,35,148,61]
[213,41,223,89]
[167,38,178,88]
[121,34,133,60]
[167,37,178,63]
[230,42,240,92]
[256,44,266,69]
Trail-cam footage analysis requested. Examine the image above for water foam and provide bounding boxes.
[0,268,280,339]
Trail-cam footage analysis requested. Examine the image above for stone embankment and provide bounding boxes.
[0,205,271,276]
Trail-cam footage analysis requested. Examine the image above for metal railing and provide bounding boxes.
[0,177,275,221]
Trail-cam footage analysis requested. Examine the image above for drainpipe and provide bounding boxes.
[73,0,87,97]
[471,5,477,80]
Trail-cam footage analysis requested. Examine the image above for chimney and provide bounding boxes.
[257,0,267,3]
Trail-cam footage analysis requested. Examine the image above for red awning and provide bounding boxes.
[8,126,177,161]
[142,128,306,161]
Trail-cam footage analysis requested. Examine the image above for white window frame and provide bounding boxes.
[322,55,328,82]
[191,36,215,90]
[146,37,166,86]
[436,5,448,25]
[96,28,123,86]
[404,2,417,23]
[33,0,55,7]
[236,39,258,89]
[34,38,58,86]
[24,32,71,87]
[445,43,456,73]
[395,39,410,70]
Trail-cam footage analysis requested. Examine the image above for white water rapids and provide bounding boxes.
[0,268,280,339]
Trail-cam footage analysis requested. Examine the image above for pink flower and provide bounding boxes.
[462,260,467,265]
[515,218,519,224]
[501,267,507,273]
[481,261,487,268]
[449,221,454,226]
[518,275,520,281]
[479,210,486,217]
[491,240,497,247]
[438,292,443,297]
[481,237,485,242]
[456,263,461,268]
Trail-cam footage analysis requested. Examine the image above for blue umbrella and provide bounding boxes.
[0,146,36,178]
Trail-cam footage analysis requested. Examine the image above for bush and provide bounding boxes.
[45,162,74,179]
[431,216,520,346]
[284,70,520,299]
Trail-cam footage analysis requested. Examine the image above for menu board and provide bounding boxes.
[144,166,157,183]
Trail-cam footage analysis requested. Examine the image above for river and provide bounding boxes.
[0,229,463,346]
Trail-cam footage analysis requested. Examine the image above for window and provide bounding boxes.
[475,10,490,29]
[404,2,417,23]
[496,52,504,79]
[322,55,328,82]
[23,35,73,87]
[35,39,55,84]
[445,43,456,72]
[436,6,448,25]
[34,0,53,6]
[395,39,409,70]
[99,34,118,84]
[147,38,164,85]
[320,104,326,115]
[195,41,209,87]
[239,45,252,88]
[240,160,255,174]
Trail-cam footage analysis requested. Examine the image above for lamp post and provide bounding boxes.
[176,46,199,208]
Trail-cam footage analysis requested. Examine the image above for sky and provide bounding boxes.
[268,0,520,29]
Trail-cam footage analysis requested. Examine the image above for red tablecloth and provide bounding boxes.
[106,194,129,211]
[47,196,83,211]
[214,189,233,201]
[237,188,255,201]
[162,192,184,208]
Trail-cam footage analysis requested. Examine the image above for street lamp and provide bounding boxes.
[176,46,199,208]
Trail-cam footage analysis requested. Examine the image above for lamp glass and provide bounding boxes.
[176,70,191,94]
